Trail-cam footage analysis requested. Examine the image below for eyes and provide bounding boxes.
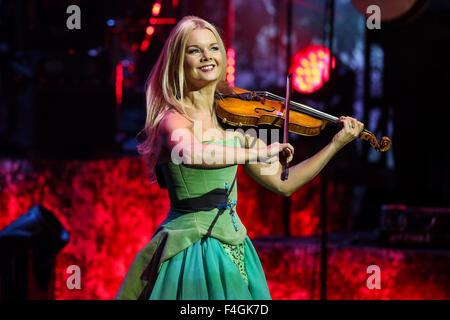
[187,45,220,55]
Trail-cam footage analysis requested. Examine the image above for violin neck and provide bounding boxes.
[258,91,339,124]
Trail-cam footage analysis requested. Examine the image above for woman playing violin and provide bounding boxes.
[114,15,364,300]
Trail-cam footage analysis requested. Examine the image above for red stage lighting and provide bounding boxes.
[115,63,123,105]
[140,39,150,52]
[226,48,236,87]
[146,26,155,36]
[152,2,161,16]
[149,17,177,25]
[289,45,336,93]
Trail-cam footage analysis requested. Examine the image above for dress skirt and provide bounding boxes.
[149,236,272,300]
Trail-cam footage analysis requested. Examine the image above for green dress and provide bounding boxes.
[114,137,271,300]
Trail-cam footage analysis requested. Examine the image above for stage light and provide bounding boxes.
[88,48,99,57]
[115,63,123,104]
[107,19,115,27]
[227,66,235,74]
[149,17,177,25]
[226,48,236,87]
[290,45,335,94]
[140,39,150,52]
[146,26,155,36]
[152,2,162,16]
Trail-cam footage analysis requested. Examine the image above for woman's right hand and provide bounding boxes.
[258,142,294,164]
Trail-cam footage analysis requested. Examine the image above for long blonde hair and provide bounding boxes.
[136,16,227,183]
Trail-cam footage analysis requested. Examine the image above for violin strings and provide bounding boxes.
[255,91,339,124]
[218,89,369,134]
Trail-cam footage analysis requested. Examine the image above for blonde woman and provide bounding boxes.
[114,16,363,300]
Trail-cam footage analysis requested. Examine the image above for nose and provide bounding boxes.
[201,49,212,61]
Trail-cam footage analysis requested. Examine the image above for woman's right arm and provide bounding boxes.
[158,112,288,169]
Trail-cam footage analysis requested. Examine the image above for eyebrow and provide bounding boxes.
[186,42,219,48]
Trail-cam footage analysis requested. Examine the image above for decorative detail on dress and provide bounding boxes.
[218,182,239,231]
[221,242,248,285]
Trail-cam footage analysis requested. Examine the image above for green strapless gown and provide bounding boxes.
[114,137,271,300]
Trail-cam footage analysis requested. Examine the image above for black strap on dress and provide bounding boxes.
[204,174,237,237]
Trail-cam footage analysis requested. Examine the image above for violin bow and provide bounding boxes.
[281,73,292,181]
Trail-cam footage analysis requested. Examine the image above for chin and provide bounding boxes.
[190,77,220,88]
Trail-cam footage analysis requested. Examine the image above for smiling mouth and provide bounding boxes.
[199,65,215,71]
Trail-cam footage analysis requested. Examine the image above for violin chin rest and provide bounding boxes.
[216,80,234,96]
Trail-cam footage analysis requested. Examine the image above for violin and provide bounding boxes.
[215,77,392,180]
[215,83,391,152]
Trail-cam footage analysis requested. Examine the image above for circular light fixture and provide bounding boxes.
[289,45,335,94]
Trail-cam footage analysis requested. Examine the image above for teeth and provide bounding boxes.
[201,65,214,70]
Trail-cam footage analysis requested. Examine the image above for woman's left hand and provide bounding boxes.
[332,116,364,150]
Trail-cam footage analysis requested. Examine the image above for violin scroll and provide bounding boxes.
[359,130,392,152]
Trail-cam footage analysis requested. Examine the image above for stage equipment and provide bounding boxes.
[379,204,450,248]
[0,205,69,299]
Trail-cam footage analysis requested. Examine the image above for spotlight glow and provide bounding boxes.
[152,2,161,16]
[290,45,335,93]
[226,48,236,87]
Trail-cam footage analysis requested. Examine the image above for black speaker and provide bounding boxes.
[0,204,69,299]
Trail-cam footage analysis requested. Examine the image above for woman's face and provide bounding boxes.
[184,28,223,89]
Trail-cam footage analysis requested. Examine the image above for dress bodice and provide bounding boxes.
[156,137,240,211]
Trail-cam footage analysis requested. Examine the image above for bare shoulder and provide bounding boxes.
[159,110,192,135]
[157,110,193,163]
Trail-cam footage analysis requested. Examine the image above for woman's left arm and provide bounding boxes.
[243,116,364,196]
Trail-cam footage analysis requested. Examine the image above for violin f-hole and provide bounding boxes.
[254,106,276,114]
